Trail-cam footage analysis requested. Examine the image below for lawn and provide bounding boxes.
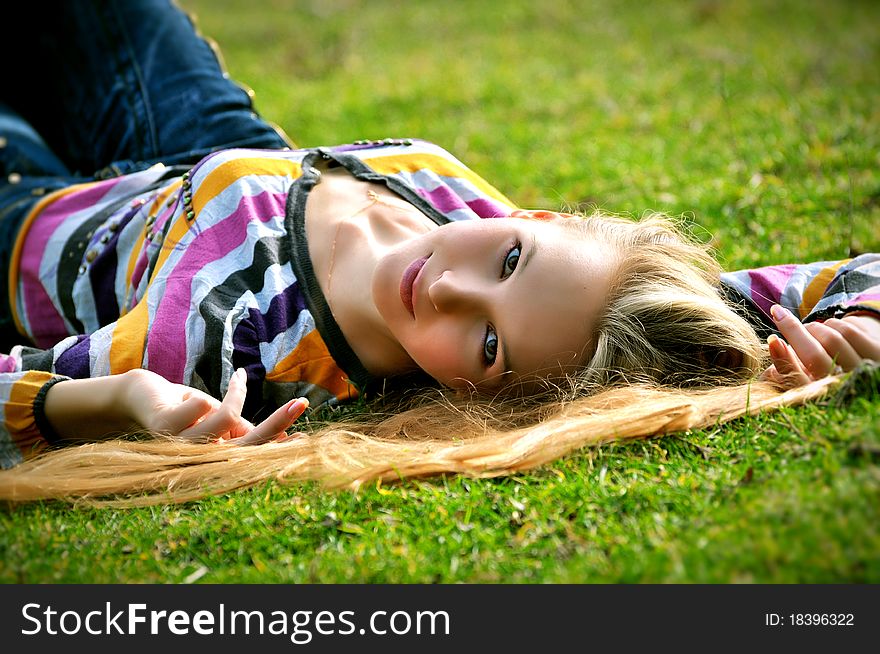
[1,0,878,583]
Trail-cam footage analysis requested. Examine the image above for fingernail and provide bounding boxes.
[767,334,785,352]
[236,368,246,381]
[770,304,787,321]
[287,398,309,416]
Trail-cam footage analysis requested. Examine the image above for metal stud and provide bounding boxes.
[186,210,195,221]
[85,250,98,263]
[108,222,119,232]
[78,265,87,275]
[100,234,111,244]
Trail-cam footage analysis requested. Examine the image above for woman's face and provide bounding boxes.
[371,212,616,391]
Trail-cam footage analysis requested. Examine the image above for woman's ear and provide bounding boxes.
[508,209,561,221]
[692,346,745,371]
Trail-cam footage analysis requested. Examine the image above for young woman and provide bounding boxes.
[0,0,877,504]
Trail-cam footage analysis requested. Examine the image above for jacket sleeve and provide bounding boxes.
[0,353,70,468]
[720,253,880,335]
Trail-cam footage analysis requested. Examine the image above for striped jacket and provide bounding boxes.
[1,140,878,468]
[0,140,516,468]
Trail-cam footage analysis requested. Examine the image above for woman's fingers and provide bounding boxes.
[176,368,253,441]
[762,333,812,387]
[825,316,880,361]
[231,398,309,446]
[766,306,880,390]
[803,321,862,370]
[159,394,215,435]
[221,367,248,415]
[769,305,835,378]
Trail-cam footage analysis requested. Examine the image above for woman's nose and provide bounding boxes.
[428,271,484,314]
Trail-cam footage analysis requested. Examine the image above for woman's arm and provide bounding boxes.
[43,368,308,445]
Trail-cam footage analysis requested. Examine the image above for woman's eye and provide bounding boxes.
[482,325,498,366]
[501,243,521,278]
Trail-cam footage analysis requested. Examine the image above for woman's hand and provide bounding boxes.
[123,368,308,445]
[761,304,880,388]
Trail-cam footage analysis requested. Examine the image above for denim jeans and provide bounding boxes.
[0,0,292,346]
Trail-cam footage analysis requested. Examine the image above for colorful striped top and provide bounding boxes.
[1,139,878,468]
[720,255,880,338]
[0,139,516,468]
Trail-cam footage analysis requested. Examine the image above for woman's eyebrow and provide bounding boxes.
[502,233,538,375]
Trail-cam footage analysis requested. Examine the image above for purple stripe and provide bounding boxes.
[466,197,510,218]
[129,205,176,297]
[418,184,510,219]
[231,339,267,420]
[418,185,468,215]
[241,281,308,346]
[231,282,308,418]
[20,181,121,346]
[846,293,880,304]
[42,178,124,216]
[53,336,92,378]
[88,203,146,326]
[147,190,288,381]
[748,265,798,316]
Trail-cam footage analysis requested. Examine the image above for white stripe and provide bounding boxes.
[259,312,316,378]
[87,325,114,377]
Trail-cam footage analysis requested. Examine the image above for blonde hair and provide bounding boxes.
[571,213,764,388]
[0,213,845,507]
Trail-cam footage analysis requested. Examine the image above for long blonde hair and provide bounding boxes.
[0,213,846,506]
[573,212,764,388]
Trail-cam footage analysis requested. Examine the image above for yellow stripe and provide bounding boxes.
[7,183,97,334]
[7,370,59,458]
[109,300,150,375]
[798,259,851,318]
[149,158,301,279]
[193,157,301,214]
[121,182,180,316]
[121,231,147,317]
[362,153,516,208]
[7,370,58,436]
[267,329,358,402]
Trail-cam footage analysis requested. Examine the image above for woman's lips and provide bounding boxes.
[400,255,429,317]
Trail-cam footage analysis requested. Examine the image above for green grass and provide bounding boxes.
[2,0,878,583]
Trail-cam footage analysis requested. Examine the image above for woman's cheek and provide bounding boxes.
[407,328,473,386]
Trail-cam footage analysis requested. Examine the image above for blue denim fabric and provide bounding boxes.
[2,0,291,176]
[0,0,292,347]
